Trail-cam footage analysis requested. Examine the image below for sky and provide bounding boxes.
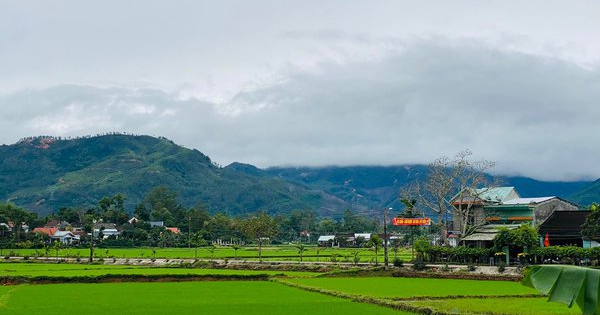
[1,1,600,181]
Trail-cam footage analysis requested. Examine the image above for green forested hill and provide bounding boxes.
[0,134,595,216]
[263,165,428,211]
[567,179,600,207]
[263,166,595,211]
[0,135,341,215]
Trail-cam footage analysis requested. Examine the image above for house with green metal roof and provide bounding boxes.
[451,186,581,248]
[450,187,520,237]
[484,196,580,225]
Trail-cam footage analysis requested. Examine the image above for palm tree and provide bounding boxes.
[191,232,205,259]
[230,244,241,259]
[368,235,383,265]
[294,242,307,262]
[52,241,63,261]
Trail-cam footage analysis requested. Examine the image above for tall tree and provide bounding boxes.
[239,212,278,261]
[97,193,128,224]
[55,207,81,224]
[582,203,600,241]
[280,209,317,241]
[134,204,151,221]
[143,186,182,226]
[316,218,339,235]
[187,203,211,233]
[0,203,35,241]
[205,213,237,241]
[414,149,496,246]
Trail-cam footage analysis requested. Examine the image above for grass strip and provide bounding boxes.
[319,268,523,282]
[0,273,272,285]
[406,297,581,315]
[387,294,543,301]
[391,270,522,282]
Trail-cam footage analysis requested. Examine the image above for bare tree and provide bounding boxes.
[414,150,496,246]
[451,166,500,239]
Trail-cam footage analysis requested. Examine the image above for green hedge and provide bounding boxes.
[529,246,600,263]
[423,246,600,265]
[425,246,493,264]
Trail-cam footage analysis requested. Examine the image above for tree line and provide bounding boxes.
[0,186,390,249]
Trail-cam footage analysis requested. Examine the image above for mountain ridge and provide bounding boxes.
[0,134,596,216]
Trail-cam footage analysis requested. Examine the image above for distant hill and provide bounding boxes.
[0,135,346,216]
[263,166,595,214]
[0,134,596,216]
[567,179,600,207]
[262,165,428,211]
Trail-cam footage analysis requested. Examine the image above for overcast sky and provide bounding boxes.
[1,1,600,181]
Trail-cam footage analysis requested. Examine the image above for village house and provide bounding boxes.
[94,223,120,239]
[485,197,580,225]
[452,186,581,248]
[44,219,72,230]
[317,235,335,247]
[32,227,59,237]
[1,222,11,236]
[316,232,376,247]
[538,210,595,248]
[166,227,180,234]
[450,187,520,234]
[148,221,164,228]
[51,231,80,245]
[3,222,30,234]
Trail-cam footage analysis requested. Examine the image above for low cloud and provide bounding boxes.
[1,40,599,181]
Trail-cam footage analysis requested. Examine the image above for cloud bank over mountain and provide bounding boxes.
[1,39,599,181]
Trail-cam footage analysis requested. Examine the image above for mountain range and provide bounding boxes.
[0,134,597,217]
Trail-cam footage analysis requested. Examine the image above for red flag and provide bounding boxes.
[544,232,550,247]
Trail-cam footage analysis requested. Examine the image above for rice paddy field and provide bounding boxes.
[284,277,538,298]
[0,262,583,315]
[280,276,581,315]
[0,281,411,315]
[0,263,319,277]
[0,245,413,263]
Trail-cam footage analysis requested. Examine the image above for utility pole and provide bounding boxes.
[188,216,192,249]
[383,207,391,269]
[89,219,96,263]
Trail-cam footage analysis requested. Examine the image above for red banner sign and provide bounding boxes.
[392,218,431,226]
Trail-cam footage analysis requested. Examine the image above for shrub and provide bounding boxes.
[493,225,539,251]
[425,246,492,264]
[414,237,432,260]
[467,264,476,271]
[351,251,360,266]
[497,261,506,273]
[393,258,404,267]
[330,254,339,263]
[412,259,427,271]
[530,246,587,264]
[343,255,350,263]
